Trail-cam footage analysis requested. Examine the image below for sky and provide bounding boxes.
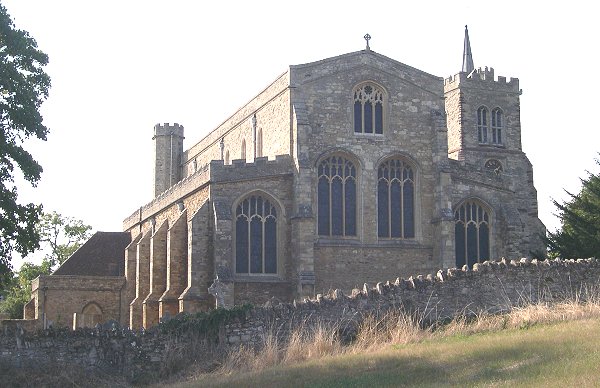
[3,1,599,267]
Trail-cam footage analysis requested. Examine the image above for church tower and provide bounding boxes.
[444,25,523,162]
[444,26,545,260]
[153,123,184,197]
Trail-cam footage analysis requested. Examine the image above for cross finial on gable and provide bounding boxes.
[364,33,371,51]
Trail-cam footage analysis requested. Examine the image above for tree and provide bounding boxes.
[545,158,600,259]
[38,211,92,268]
[0,4,51,278]
[0,211,91,318]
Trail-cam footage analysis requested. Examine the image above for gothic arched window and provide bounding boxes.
[491,108,503,145]
[477,106,488,143]
[377,159,415,238]
[353,83,385,134]
[235,194,278,274]
[454,200,490,268]
[318,155,357,236]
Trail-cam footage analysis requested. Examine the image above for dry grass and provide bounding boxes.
[209,292,600,382]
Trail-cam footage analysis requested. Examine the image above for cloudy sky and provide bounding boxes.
[3,0,599,266]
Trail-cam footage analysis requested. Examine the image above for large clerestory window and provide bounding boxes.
[318,155,357,236]
[377,159,415,238]
[454,200,490,268]
[235,194,278,274]
[353,83,385,135]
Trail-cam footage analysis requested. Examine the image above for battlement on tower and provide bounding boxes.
[444,67,520,93]
[153,122,184,138]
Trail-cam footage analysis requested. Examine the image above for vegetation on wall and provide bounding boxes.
[545,157,600,259]
[0,4,51,280]
[159,304,252,338]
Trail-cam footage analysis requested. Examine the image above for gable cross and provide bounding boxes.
[364,33,371,50]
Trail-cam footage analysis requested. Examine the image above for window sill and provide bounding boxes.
[354,133,385,139]
[316,238,361,246]
[376,238,421,247]
[478,142,505,148]
[233,275,287,283]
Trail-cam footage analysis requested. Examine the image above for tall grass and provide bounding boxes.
[213,289,600,379]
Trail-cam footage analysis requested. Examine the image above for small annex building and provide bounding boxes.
[25,28,546,329]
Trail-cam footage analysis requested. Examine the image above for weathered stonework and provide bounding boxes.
[4,259,600,383]
[24,32,547,330]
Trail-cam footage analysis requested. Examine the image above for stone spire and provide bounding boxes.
[462,25,474,73]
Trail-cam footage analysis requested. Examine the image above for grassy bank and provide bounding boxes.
[175,300,600,387]
[181,318,600,387]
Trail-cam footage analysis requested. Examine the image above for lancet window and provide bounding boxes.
[491,108,503,145]
[477,106,488,143]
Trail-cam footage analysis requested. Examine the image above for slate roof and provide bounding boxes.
[53,232,131,276]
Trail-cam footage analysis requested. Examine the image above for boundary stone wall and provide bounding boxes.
[1,258,599,382]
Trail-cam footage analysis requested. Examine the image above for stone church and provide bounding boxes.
[24,28,545,329]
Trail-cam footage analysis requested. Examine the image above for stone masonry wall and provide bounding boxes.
[30,276,125,328]
[290,50,448,286]
[225,258,600,346]
[182,71,291,175]
[2,258,599,383]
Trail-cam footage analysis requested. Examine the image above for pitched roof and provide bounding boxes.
[53,232,131,276]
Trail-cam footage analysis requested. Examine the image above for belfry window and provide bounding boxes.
[318,155,357,236]
[377,159,415,238]
[353,83,384,134]
[477,106,488,143]
[235,195,277,274]
[491,108,503,145]
[454,200,490,268]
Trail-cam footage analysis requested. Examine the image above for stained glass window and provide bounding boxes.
[318,156,357,236]
[377,159,415,238]
[454,200,490,267]
[235,195,278,274]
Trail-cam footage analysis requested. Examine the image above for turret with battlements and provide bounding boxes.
[153,123,184,197]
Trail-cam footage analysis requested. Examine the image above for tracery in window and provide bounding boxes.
[377,159,415,238]
[491,108,503,144]
[318,155,357,236]
[235,195,277,274]
[454,200,490,268]
[477,106,488,143]
[241,139,246,160]
[353,83,384,134]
